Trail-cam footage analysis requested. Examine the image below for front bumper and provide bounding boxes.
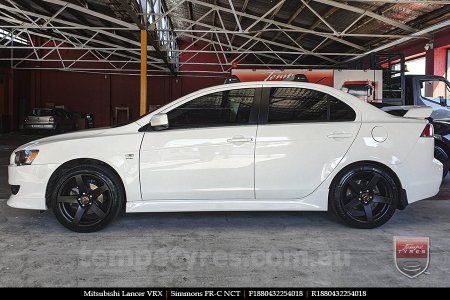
[7,163,60,210]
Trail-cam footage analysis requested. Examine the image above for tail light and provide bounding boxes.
[49,116,54,123]
[24,117,28,123]
[421,123,434,137]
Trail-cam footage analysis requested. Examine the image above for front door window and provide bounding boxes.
[168,89,256,128]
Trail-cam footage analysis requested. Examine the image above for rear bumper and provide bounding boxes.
[7,163,60,210]
[402,159,442,204]
[393,137,443,204]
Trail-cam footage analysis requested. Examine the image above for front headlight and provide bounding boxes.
[14,150,39,166]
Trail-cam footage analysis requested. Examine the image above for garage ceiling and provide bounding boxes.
[1,0,450,76]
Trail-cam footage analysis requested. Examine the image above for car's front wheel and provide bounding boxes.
[329,164,399,229]
[51,164,124,232]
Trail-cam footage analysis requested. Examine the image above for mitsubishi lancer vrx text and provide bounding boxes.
[8,82,442,232]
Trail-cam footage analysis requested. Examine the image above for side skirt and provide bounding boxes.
[126,189,329,213]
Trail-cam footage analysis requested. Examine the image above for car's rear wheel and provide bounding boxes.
[329,164,399,229]
[51,164,123,232]
[434,145,449,179]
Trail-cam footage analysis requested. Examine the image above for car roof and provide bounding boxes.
[136,81,404,126]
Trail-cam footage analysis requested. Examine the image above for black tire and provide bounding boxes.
[50,164,124,232]
[53,124,61,135]
[329,164,399,229]
[434,145,449,179]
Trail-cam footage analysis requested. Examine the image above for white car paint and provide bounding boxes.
[8,82,442,216]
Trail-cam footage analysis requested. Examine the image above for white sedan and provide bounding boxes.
[8,82,442,232]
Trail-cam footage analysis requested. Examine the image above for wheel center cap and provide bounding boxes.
[79,195,90,206]
[361,192,371,203]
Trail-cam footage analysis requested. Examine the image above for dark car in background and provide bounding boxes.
[25,108,78,133]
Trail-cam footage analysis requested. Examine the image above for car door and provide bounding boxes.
[140,86,261,200]
[255,85,361,199]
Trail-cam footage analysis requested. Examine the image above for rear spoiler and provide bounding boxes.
[403,107,432,119]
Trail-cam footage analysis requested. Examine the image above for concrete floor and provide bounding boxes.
[0,132,449,287]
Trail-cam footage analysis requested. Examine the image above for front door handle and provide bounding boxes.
[227,136,254,143]
[327,132,353,139]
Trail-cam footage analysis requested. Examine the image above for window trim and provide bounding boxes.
[258,86,357,124]
[143,87,263,132]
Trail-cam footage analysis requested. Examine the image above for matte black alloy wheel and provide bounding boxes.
[57,174,112,227]
[330,165,399,228]
[51,164,123,232]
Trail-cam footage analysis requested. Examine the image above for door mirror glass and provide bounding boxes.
[150,113,169,130]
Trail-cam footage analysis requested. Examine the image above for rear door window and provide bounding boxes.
[267,87,356,123]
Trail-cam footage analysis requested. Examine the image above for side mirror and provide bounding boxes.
[439,96,447,107]
[150,113,169,130]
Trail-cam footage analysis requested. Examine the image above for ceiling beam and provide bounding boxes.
[120,0,176,75]
[336,0,450,3]
[345,17,450,63]
[229,0,249,44]
[311,3,398,55]
[270,0,310,42]
[186,0,366,51]
[41,0,136,28]
[312,0,417,33]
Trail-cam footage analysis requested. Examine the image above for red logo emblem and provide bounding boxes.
[394,236,429,278]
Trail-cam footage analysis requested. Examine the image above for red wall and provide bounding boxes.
[22,71,224,128]
[0,40,231,130]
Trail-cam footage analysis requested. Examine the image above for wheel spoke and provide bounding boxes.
[74,175,88,194]
[89,203,106,219]
[344,198,360,210]
[363,203,374,222]
[91,185,108,199]
[348,180,361,194]
[367,173,381,191]
[373,195,393,205]
[349,208,365,217]
[73,206,86,225]
[57,195,78,204]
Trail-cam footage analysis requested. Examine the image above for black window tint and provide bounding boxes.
[168,89,255,128]
[268,87,355,122]
[268,88,328,122]
[329,97,357,121]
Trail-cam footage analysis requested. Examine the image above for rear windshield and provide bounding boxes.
[29,109,53,116]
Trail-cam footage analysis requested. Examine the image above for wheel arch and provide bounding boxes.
[45,158,127,209]
[328,160,406,209]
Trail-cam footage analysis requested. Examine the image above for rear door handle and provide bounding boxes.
[327,132,353,139]
[227,136,254,143]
